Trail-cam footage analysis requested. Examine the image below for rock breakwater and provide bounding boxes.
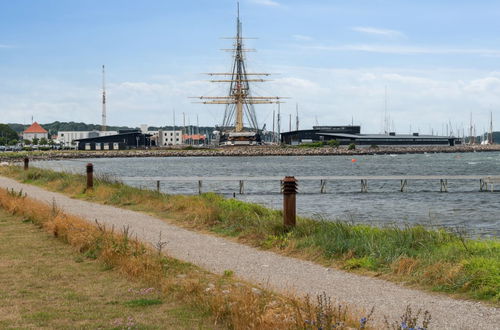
[1,144,500,162]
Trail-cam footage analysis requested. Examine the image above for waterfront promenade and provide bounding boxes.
[0,175,497,329]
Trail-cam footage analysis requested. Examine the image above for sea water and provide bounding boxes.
[33,152,500,237]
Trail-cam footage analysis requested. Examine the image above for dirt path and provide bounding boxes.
[0,176,497,329]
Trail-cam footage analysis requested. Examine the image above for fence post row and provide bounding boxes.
[282,176,298,228]
[86,163,94,190]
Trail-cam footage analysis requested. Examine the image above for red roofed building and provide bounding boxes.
[23,122,49,141]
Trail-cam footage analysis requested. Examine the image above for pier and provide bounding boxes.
[121,175,500,194]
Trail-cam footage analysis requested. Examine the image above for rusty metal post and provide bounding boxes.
[282,176,298,228]
[86,163,94,190]
[23,157,29,171]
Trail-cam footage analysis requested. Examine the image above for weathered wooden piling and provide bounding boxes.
[23,157,29,171]
[156,180,161,193]
[282,176,298,228]
[86,163,94,190]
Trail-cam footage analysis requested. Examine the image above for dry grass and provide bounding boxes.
[0,210,213,329]
[0,165,497,304]
[0,187,375,329]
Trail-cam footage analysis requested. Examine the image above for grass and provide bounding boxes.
[0,165,499,305]
[0,210,212,329]
[0,185,376,329]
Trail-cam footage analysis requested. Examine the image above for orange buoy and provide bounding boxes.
[351,158,357,163]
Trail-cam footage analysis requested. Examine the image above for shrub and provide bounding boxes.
[348,143,356,150]
[298,142,324,148]
[327,139,340,147]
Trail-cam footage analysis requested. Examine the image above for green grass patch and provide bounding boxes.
[1,165,498,304]
[124,298,163,307]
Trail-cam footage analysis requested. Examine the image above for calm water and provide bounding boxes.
[33,152,500,237]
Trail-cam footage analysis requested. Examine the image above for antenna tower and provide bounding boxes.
[101,65,107,131]
[193,2,285,144]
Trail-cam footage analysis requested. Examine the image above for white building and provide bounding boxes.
[148,130,183,146]
[23,122,49,142]
[58,131,118,147]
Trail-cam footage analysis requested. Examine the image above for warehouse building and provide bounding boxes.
[74,129,153,150]
[281,126,461,146]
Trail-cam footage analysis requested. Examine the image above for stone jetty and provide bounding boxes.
[1,144,500,162]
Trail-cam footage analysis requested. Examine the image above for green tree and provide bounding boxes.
[32,137,39,145]
[0,124,19,144]
[39,137,48,145]
[348,143,356,150]
[23,139,31,145]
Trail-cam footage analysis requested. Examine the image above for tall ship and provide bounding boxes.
[194,5,284,145]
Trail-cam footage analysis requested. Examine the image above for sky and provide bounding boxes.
[1,0,500,134]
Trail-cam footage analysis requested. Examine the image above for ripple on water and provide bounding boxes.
[32,152,500,237]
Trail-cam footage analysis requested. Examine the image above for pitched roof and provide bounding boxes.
[24,122,48,134]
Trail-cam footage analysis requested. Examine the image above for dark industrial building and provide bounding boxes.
[75,129,154,150]
[281,126,461,146]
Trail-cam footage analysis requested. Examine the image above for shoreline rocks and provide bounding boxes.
[1,144,500,162]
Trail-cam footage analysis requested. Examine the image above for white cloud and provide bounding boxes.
[292,34,313,41]
[352,26,405,38]
[250,0,280,7]
[304,44,500,56]
[1,67,499,136]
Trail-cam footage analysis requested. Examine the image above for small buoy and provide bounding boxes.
[351,158,357,163]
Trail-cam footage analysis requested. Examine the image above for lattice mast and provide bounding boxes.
[194,3,283,133]
[101,65,107,132]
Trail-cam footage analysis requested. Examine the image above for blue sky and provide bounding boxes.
[1,0,500,134]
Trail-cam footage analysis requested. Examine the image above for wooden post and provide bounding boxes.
[320,179,326,193]
[400,179,408,192]
[198,180,202,195]
[440,179,448,193]
[239,180,244,194]
[86,163,94,190]
[156,180,160,193]
[282,176,298,228]
[23,157,29,171]
[361,179,368,193]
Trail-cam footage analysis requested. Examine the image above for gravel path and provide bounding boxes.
[0,176,497,329]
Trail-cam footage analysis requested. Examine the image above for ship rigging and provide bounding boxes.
[193,4,285,145]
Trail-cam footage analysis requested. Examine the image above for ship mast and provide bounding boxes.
[194,3,284,136]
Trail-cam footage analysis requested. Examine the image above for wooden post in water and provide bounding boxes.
[23,157,29,171]
[156,180,161,193]
[320,179,326,193]
[282,176,298,228]
[198,180,202,195]
[86,163,94,190]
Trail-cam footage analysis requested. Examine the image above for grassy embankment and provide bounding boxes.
[0,165,498,305]
[0,209,213,329]
[0,187,378,329]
